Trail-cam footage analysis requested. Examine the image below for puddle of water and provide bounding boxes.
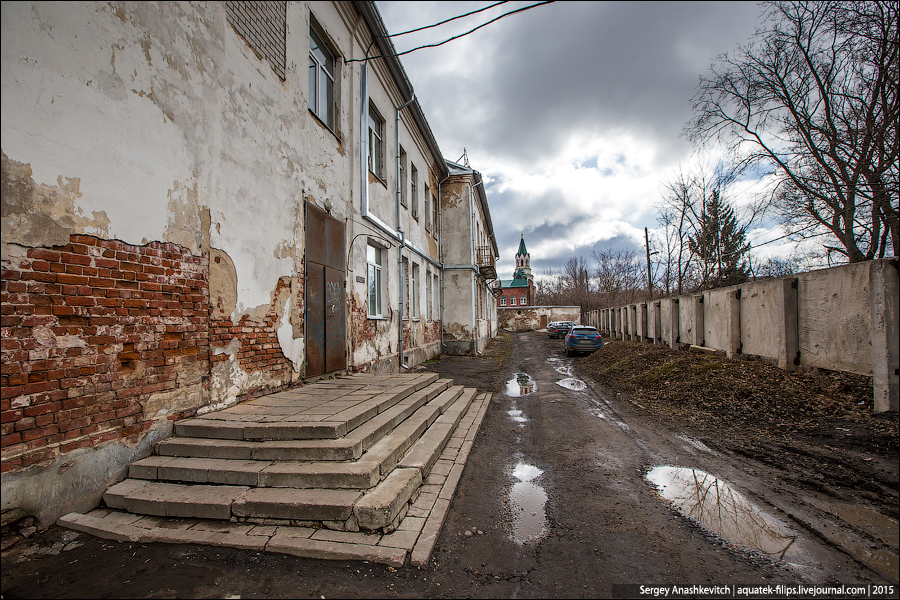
[506,373,536,397]
[509,463,548,544]
[513,463,542,481]
[507,409,527,423]
[556,378,586,391]
[647,466,802,560]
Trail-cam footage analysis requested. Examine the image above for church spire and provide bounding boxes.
[515,233,531,278]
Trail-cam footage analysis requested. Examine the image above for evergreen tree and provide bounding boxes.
[688,190,750,289]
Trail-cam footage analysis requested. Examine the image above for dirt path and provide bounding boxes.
[1,331,896,598]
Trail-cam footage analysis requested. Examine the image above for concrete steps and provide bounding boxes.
[58,373,492,566]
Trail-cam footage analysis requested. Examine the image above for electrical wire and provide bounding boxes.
[348,1,556,62]
[388,1,509,37]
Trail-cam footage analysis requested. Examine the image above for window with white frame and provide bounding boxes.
[368,103,384,178]
[410,165,418,219]
[424,184,431,231]
[510,296,517,306]
[426,269,432,320]
[411,263,419,319]
[308,24,335,129]
[520,295,527,306]
[367,244,384,317]
[432,192,439,237]
[432,274,439,321]
[399,147,407,206]
[500,296,507,306]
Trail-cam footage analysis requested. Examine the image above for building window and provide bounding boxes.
[433,274,439,321]
[500,296,507,307]
[426,269,432,320]
[368,103,384,178]
[367,244,383,317]
[424,185,431,231]
[308,24,334,129]
[510,296,517,306]
[432,192,439,237]
[410,165,418,219]
[520,295,527,306]
[399,147,407,206]
[411,263,419,319]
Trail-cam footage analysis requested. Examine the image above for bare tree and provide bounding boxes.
[592,248,644,305]
[688,1,899,262]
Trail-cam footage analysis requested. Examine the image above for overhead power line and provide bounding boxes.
[349,1,556,63]
[388,1,509,38]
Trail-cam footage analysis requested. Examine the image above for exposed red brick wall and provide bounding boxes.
[1,235,208,473]
[497,279,534,308]
[208,276,293,381]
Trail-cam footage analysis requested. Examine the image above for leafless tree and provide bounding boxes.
[687,0,899,262]
[753,256,799,279]
[592,248,644,305]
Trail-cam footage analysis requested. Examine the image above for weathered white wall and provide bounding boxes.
[740,279,780,359]
[797,262,872,374]
[498,306,580,332]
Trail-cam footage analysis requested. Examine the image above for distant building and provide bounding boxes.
[497,235,535,308]
[440,160,499,355]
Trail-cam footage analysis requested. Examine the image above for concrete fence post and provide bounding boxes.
[692,295,704,346]
[653,301,661,344]
[870,260,899,413]
[629,305,637,341]
[775,277,800,372]
[726,288,742,359]
[669,298,680,350]
[639,302,648,341]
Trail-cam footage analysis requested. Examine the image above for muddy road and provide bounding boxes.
[2,331,895,598]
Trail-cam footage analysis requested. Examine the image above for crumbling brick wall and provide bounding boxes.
[209,276,293,385]
[1,235,208,473]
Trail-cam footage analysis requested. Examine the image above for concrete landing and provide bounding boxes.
[58,374,492,567]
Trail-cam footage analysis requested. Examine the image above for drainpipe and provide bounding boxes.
[396,94,415,371]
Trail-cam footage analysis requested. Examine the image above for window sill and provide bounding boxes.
[367,315,389,320]
[368,170,387,187]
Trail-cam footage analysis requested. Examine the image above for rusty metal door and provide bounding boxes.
[305,203,346,377]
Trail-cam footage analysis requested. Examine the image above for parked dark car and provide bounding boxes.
[548,321,576,338]
[564,326,603,356]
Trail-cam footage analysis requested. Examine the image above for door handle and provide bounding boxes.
[330,304,337,317]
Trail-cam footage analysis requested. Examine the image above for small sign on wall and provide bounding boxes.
[356,276,365,283]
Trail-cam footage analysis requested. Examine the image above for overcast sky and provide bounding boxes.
[378,1,791,278]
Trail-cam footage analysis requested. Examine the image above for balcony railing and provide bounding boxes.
[476,246,497,280]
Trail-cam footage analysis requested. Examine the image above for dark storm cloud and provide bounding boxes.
[382,1,763,169]
[378,1,768,273]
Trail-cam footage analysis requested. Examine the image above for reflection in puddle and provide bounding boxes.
[556,378,586,391]
[647,466,801,560]
[509,463,547,544]
[506,373,536,397]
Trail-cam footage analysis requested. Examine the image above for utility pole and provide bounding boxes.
[645,227,653,300]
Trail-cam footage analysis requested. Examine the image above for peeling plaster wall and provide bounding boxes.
[499,306,581,332]
[2,2,316,404]
[1,0,458,522]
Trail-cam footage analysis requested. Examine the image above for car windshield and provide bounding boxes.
[570,327,598,335]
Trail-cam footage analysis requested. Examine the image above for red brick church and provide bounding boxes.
[497,235,534,308]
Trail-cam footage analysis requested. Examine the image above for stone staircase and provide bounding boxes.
[58,373,492,566]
